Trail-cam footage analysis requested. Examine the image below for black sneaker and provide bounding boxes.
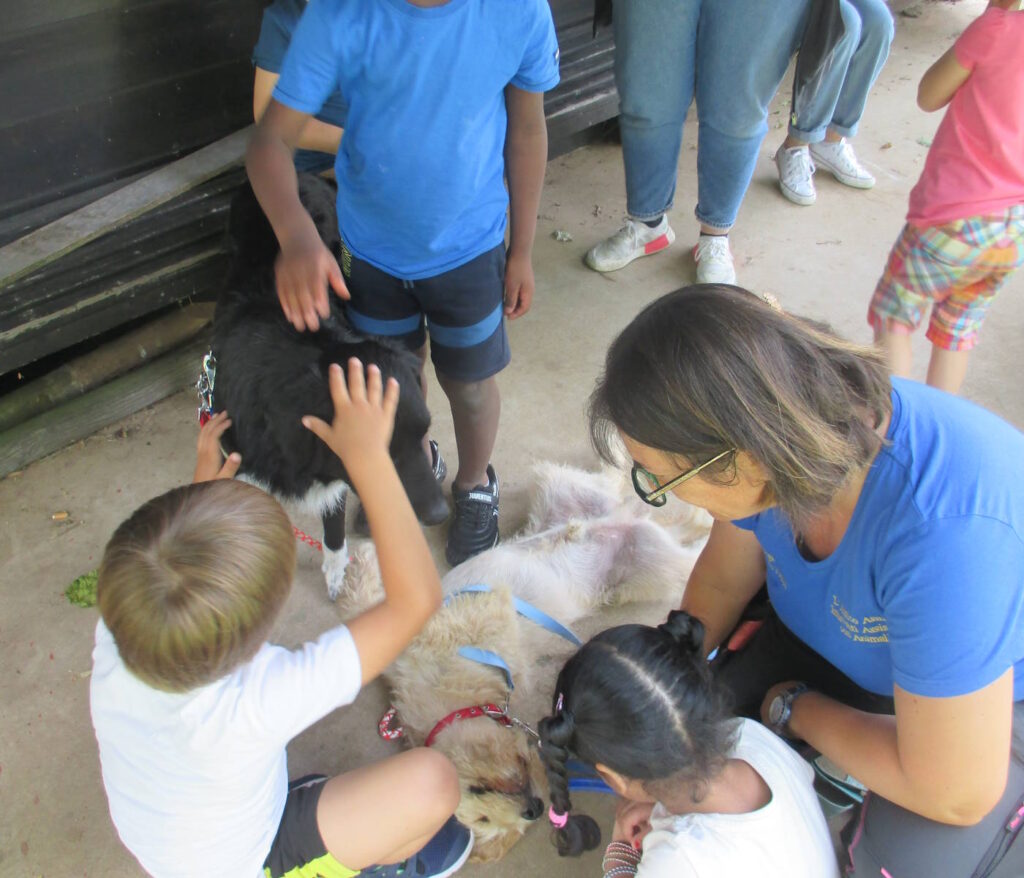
[445,464,499,567]
[354,441,447,535]
[356,816,472,878]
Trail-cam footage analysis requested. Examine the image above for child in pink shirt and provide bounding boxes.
[869,0,1024,393]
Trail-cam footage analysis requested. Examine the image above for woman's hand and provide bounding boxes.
[192,411,241,482]
[302,359,398,475]
[611,798,655,849]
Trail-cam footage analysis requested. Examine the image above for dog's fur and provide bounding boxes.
[210,175,447,597]
[338,463,711,861]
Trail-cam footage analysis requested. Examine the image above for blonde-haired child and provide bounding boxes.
[869,0,1024,393]
[91,360,472,878]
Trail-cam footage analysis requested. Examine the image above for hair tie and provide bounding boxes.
[548,805,569,828]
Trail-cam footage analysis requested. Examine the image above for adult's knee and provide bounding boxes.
[405,748,461,815]
[854,0,894,49]
[836,0,864,54]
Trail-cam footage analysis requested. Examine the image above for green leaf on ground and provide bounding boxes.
[65,570,98,607]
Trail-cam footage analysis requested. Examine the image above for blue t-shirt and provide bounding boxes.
[273,0,560,279]
[734,379,1024,700]
[252,0,349,172]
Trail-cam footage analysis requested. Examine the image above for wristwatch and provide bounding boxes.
[768,682,809,735]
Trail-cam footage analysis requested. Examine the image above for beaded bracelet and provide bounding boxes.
[603,853,641,869]
[603,840,642,873]
[603,866,639,878]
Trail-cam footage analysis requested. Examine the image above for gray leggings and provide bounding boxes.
[842,703,1024,878]
[714,609,1024,877]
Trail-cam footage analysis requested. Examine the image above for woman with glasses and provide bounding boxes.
[589,284,1024,877]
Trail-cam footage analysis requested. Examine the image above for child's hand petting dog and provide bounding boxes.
[302,359,398,474]
[192,411,242,483]
[275,228,349,332]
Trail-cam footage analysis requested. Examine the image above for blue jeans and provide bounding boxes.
[789,0,894,142]
[614,0,810,230]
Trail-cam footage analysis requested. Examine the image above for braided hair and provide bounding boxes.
[538,611,736,856]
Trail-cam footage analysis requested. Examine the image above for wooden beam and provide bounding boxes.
[0,248,226,375]
[0,126,251,290]
[0,336,210,478]
[0,303,213,433]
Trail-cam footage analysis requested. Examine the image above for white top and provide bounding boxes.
[638,718,839,878]
[90,619,362,878]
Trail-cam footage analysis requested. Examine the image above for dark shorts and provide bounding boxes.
[342,241,510,383]
[263,775,357,878]
[713,603,1024,878]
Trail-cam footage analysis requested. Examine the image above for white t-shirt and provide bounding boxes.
[90,619,363,878]
[638,718,840,878]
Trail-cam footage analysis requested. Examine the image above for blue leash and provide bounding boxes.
[446,585,582,719]
[444,584,583,647]
[455,646,515,691]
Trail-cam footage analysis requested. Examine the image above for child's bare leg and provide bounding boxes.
[317,748,460,870]
[874,327,913,378]
[437,374,500,490]
[926,346,970,395]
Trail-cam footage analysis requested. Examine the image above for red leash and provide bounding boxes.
[293,526,323,553]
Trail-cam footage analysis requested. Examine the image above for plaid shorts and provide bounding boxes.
[868,206,1024,351]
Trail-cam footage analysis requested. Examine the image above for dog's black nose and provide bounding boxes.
[521,797,544,821]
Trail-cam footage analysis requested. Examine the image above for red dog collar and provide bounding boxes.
[424,703,513,748]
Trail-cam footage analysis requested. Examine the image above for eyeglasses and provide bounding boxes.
[631,449,734,507]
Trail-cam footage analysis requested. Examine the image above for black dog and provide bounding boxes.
[210,174,448,598]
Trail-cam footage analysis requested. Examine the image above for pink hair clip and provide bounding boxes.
[548,805,569,828]
[555,692,564,713]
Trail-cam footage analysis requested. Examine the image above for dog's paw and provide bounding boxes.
[332,542,384,616]
[322,542,349,601]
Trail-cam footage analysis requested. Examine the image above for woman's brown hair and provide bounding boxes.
[589,284,892,525]
[97,479,296,692]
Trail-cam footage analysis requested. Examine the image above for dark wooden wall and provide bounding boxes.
[0,0,262,239]
[0,0,616,377]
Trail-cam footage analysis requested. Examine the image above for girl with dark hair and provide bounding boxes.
[538,611,838,876]
[590,284,1024,876]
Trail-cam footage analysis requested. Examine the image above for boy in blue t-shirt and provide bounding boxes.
[246,0,560,566]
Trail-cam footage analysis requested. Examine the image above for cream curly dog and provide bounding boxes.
[337,462,710,861]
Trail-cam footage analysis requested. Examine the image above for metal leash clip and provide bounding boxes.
[508,713,540,741]
[195,351,217,425]
[490,696,539,741]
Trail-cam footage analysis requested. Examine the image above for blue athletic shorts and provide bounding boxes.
[342,241,510,383]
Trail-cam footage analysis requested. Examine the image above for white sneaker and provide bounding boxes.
[693,235,736,285]
[775,145,817,206]
[584,216,675,273]
[810,138,875,189]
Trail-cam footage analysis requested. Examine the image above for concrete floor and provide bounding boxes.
[3,2,1022,875]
